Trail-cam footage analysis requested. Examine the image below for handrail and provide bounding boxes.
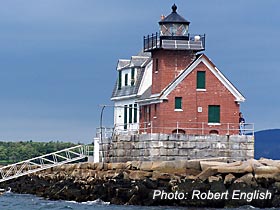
[143,32,205,52]
[97,121,254,137]
[0,145,94,183]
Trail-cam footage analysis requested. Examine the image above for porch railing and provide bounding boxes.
[96,121,254,138]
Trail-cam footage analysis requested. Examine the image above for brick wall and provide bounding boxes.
[140,54,240,135]
[151,50,196,94]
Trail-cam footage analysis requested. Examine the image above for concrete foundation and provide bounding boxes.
[99,133,254,162]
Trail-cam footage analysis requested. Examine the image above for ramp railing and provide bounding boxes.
[0,145,93,183]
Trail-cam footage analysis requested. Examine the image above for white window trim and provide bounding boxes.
[196,88,206,92]
[174,109,183,112]
[208,123,221,126]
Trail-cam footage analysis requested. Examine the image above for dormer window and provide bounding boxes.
[131,68,135,86]
[125,74,128,86]
[118,71,122,90]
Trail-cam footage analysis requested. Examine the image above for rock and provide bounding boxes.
[185,159,201,171]
[272,195,280,207]
[123,171,130,180]
[255,172,280,181]
[139,161,153,171]
[234,173,258,187]
[125,161,132,169]
[131,161,142,170]
[254,166,280,174]
[246,158,263,169]
[200,161,228,171]
[195,167,218,181]
[128,171,152,180]
[213,162,253,174]
[272,182,280,194]
[151,171,171,180]
[208,175,222,183]
[224,173,235,185]
[185,168,201,176]
[151,160,186,174]
[107,162,125,170]
[259,158,280,169]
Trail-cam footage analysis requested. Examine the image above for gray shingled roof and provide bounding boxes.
[111,67,145,99]
[130,56,149,67]
[117,59,130,70]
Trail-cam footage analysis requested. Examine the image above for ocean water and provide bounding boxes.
[0,192,263,210]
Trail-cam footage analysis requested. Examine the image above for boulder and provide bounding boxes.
[208,175,222,183]
[259,158,280,169]
[151,161,183,173]
[195,167,218,181]
[200,161,228,171]
[107,162,125,170]
[128,171,152,180]
[234,173,258,187]
[254,166,280,174]
[224,173,235,185]
[213,162,253,174]
[131,161,142,170]
[151,171,171,180]
[139,161,153,171]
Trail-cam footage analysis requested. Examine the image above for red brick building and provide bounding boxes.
[136,4,245,135]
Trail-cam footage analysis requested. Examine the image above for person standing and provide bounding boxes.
[239,112,245,135]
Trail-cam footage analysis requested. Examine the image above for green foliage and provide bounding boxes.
[0,141,77,165]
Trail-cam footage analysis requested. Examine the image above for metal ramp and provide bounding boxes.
[0,145,93,183]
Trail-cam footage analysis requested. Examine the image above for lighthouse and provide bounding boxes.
[112,4,246,135]
[105,4,254,162]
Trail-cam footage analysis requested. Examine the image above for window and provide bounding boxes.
[197,71,206,89]
[131,68,135,86]
[148,105,151,122]
[143,106,147,122]
[118,71,122,90]
[175,97,182,110]
[208,105,220,123]
[134,104,137,123]
[155,58,159,72]
[124,105,128,129]
[125,74,128,86]
[129,104,133,123]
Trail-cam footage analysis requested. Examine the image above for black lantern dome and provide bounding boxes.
[159,4,190,37]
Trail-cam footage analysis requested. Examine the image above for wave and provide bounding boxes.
[66,198,110,205]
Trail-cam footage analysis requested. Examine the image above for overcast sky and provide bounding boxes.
[0,0,279,143]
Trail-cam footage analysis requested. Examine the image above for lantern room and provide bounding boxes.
[159,4,190,38]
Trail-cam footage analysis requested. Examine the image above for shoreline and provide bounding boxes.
[1,158,280,208]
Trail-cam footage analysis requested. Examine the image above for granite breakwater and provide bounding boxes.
[1,158,280,208]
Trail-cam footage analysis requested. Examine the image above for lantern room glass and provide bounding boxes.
[160,23,188,36]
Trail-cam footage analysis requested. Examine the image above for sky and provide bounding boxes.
[0,0,279,143]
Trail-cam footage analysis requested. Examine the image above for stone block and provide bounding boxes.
[131,149,140,157]
[139,149,150,156]
[150,141,160,148]
[123,142,132,150]
[167,148,179,156]
[163,141,175,149]
[178,148,192,156]
[116,149,126,157]
[150,148,160,156]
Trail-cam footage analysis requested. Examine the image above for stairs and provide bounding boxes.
[0,145,93,183]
